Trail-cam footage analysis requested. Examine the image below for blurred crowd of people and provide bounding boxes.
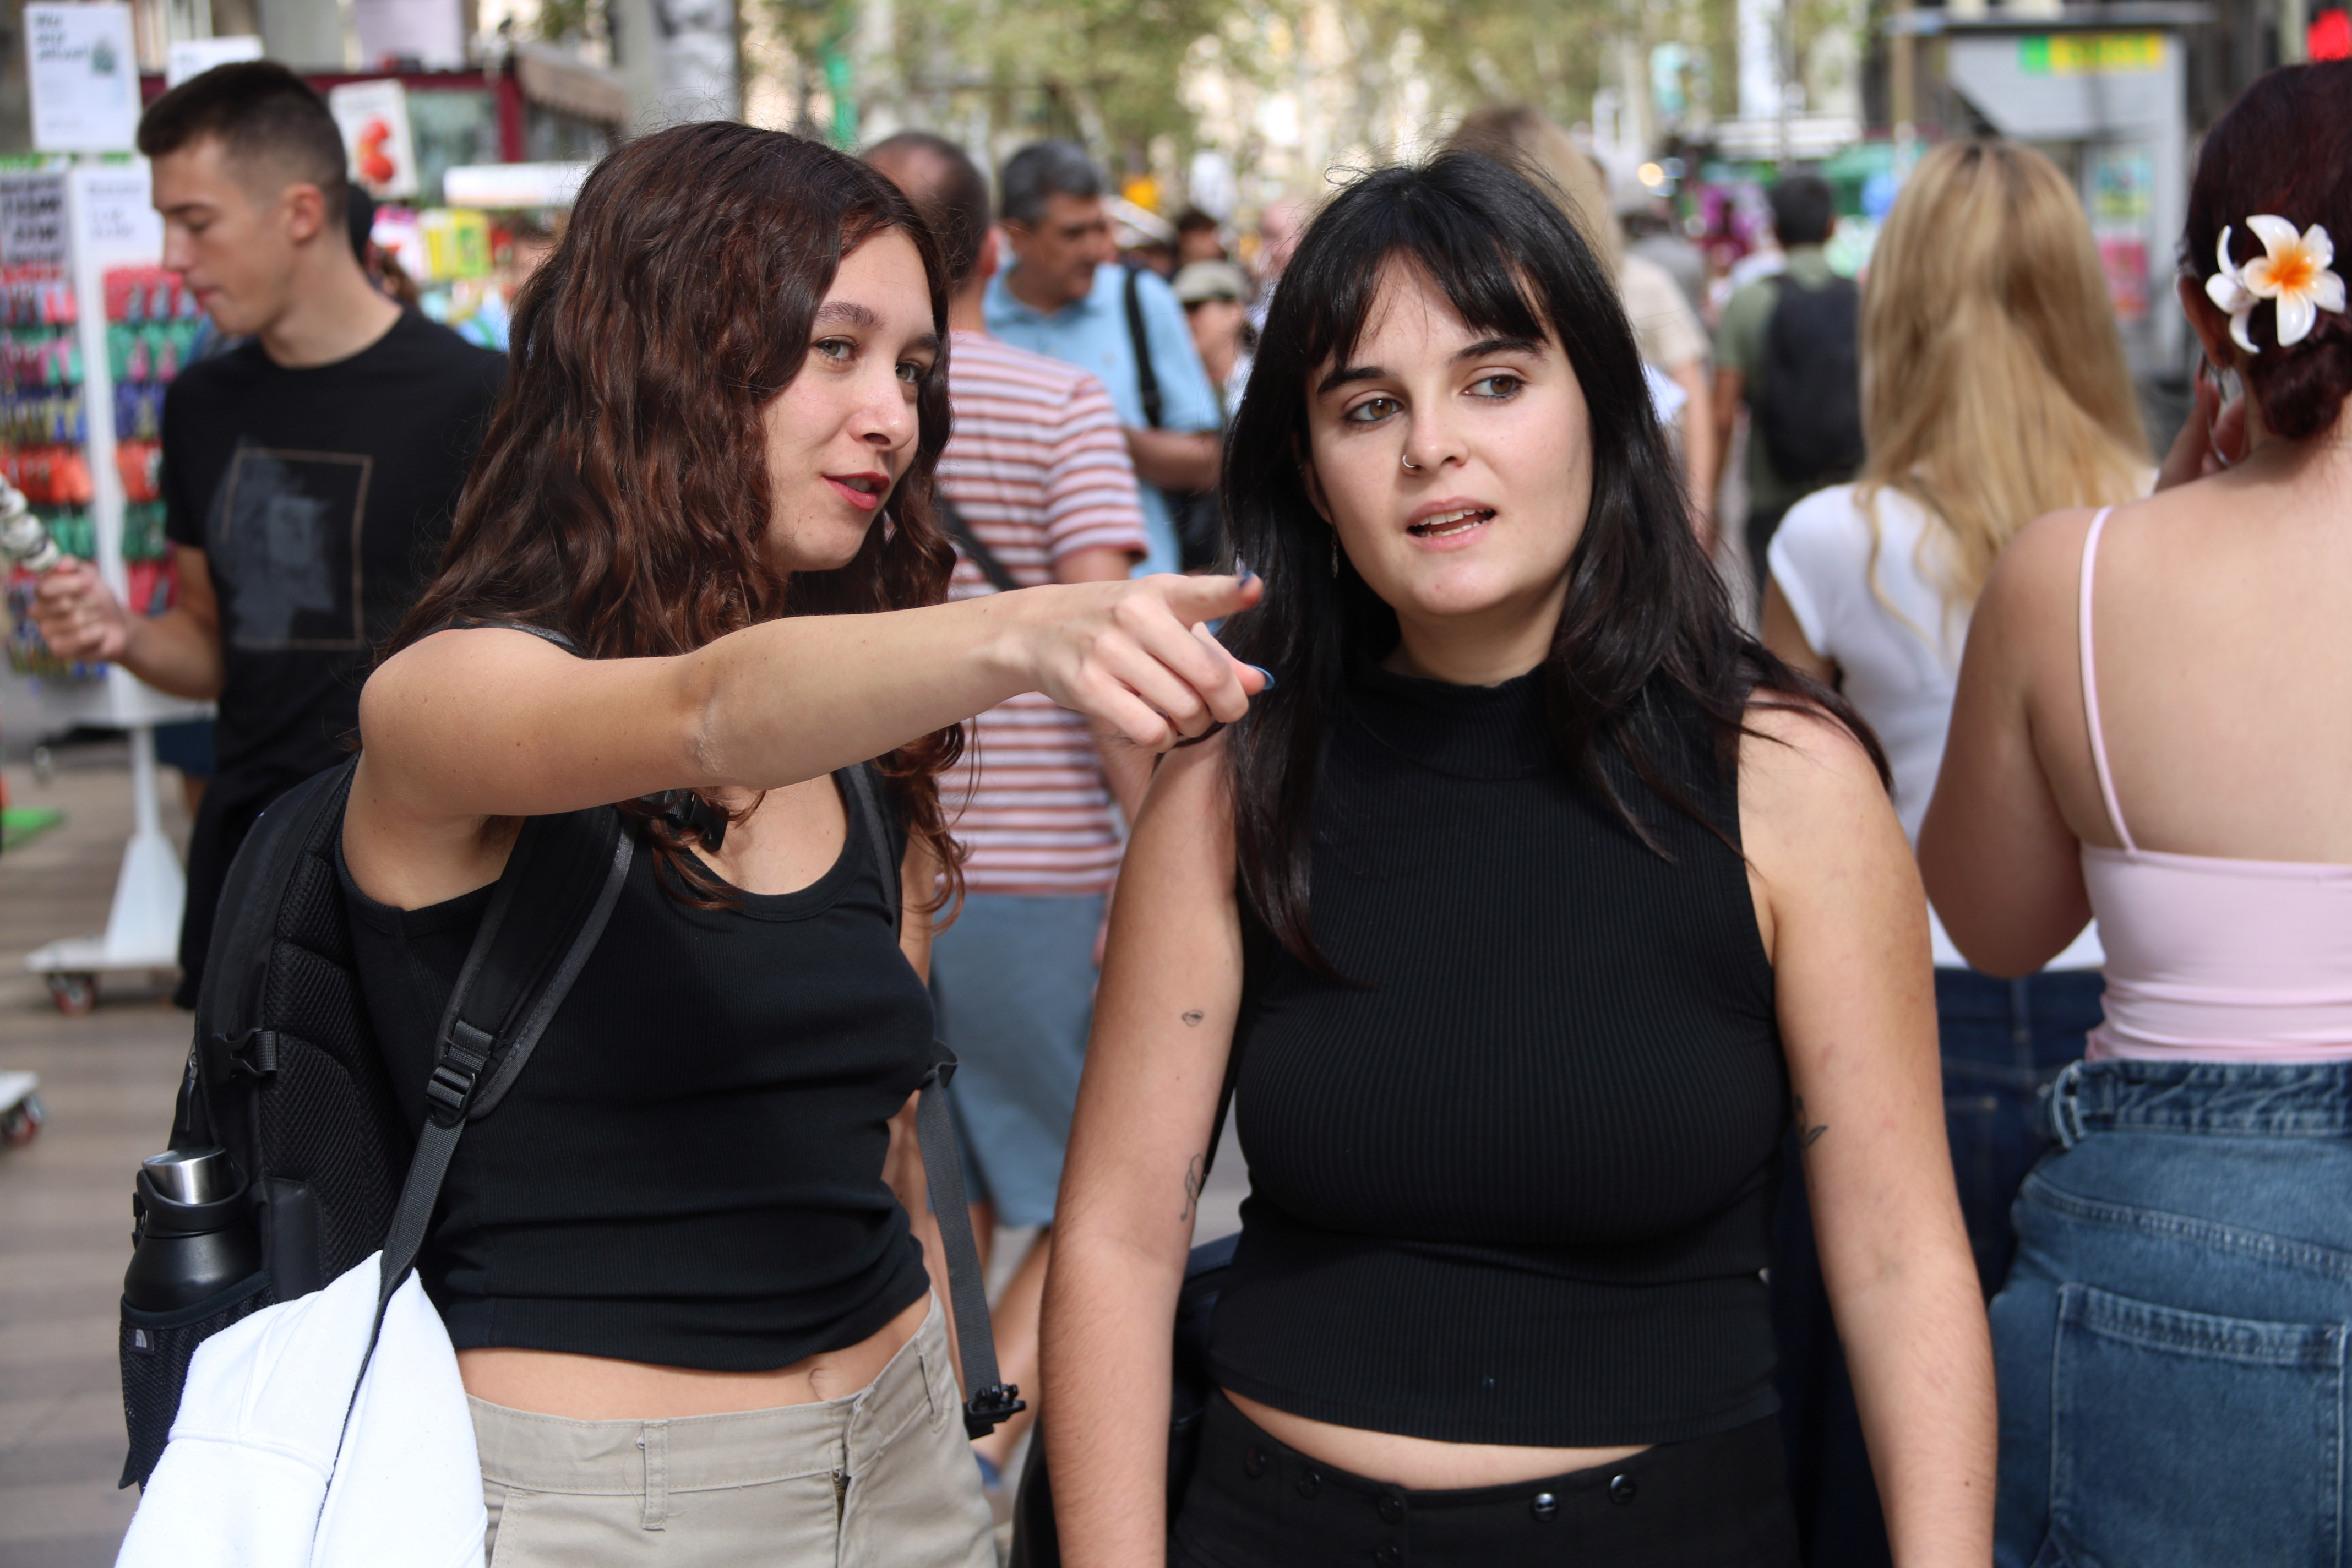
[24,48,2352,1568]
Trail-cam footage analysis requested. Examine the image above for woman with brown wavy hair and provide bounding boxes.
[343,122,1261,1566]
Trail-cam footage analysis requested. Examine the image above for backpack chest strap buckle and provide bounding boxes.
[424,1021,495,1127]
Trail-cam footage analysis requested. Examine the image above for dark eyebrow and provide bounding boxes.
[1316,363,1386,396]
[1316,334,1547,397]
[1458,335,1544,360]
[810,303,941,361]
[813,300,881,330]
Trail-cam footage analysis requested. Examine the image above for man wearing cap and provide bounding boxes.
[1173,258,1251,417]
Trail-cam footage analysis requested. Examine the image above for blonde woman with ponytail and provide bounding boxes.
[1758,138,2148,1562]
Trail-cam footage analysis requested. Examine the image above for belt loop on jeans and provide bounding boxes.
[2044,1059,2088,1150]
[639,1420,669,1531]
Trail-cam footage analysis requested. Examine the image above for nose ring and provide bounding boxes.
[1401,454,1420,471]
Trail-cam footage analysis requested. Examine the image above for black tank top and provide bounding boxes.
[341,766,934,1370]
[1208,665,1786,1447]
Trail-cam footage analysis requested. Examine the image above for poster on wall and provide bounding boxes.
[327,80,421,201]
[0,172,69,266]
[76,162,164,268]
[353,0,466,71]
[2088,145,2155,324]
[26,4,140,154]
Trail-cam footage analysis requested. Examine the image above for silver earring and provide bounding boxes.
[1330,532,1340,578]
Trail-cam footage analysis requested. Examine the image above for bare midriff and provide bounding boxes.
[1222,1390,1650,1490]
[458,1294,930,1420]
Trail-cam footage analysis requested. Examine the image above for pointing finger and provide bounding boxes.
[1161,571,1264,629]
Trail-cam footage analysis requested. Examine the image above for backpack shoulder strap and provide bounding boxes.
[842,760,1024,1437]
[937,495,1023,596]
[375,806,632,1307]
[1124,266,1165,430]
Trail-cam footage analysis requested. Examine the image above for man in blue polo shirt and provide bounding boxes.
[986,140,1221,575]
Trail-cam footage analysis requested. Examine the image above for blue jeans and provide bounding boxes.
[928,892,1104,1229]
[1994,1057,2352,1568]
[1776,968,2100,1568]
[1940,970,2107,1292]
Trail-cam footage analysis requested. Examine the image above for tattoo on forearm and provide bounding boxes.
[1181,1009,1204,1026]
[1793,1094,1828,1149]
[1180,1153,1205,1221]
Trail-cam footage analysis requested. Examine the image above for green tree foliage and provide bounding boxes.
[874,0,1249,173]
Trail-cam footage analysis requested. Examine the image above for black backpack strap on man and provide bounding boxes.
[1124,265,1165,431]
[842,762,1025,1438]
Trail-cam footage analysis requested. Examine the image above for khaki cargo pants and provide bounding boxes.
[470,1299,995,1567]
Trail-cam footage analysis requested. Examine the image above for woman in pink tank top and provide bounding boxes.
[1919,62,2352,1568]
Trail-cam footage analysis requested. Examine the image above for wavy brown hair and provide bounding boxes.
[390,121,963,903]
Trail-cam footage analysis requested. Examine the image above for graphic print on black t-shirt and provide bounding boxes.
[211,445,374,650]
[157,308,506,1003]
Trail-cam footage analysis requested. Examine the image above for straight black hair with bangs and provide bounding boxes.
[1215,151,1883,973]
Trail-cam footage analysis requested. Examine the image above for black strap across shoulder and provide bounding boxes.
[339,800,634,1466]
[374,807,632,1310]
[1124,266,1164,430]
[938,497,1023,596]
[349,763,1015,1446]
[842,763,1024,1438]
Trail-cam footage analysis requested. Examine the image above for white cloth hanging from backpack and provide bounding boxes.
[117,1252,486,1568]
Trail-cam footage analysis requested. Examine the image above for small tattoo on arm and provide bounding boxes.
[1181,1010,1204,1026]
[1793,1095,1828,1150]
[1180,1153,1205,1222]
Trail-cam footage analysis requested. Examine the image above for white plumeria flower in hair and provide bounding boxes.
[2206,217,2346,354]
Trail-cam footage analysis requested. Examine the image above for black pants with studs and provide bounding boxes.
[1169,1393,1800,1567]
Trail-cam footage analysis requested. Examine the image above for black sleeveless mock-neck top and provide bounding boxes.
[1208,663,1787,1448]
[341,767,935,1370]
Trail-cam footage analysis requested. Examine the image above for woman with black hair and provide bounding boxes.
[1041,153,1993,1567]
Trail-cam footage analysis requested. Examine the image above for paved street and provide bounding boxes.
[0,749,190,1568]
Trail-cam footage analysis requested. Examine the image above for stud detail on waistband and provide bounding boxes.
[1243,1446,1268,1480]
[1531,1491,1558,1521]
[1296,1467,1321,1499]
[1608,1473,1638,1505]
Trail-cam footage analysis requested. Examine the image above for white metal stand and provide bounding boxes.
[19,161,205,1012]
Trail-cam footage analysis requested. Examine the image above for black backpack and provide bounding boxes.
[1755,273,1865,491]
[119,755,1018,1489]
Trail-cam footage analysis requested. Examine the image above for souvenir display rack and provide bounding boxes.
[1,162,206,1011]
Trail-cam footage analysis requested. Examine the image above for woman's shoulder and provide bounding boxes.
[1972,504,2104,641]
[1735,694,1895,853]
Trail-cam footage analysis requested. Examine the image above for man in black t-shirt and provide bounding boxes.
[31,63,503,1005]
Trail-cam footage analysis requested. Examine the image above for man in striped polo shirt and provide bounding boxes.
[867,133,1151,1485]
